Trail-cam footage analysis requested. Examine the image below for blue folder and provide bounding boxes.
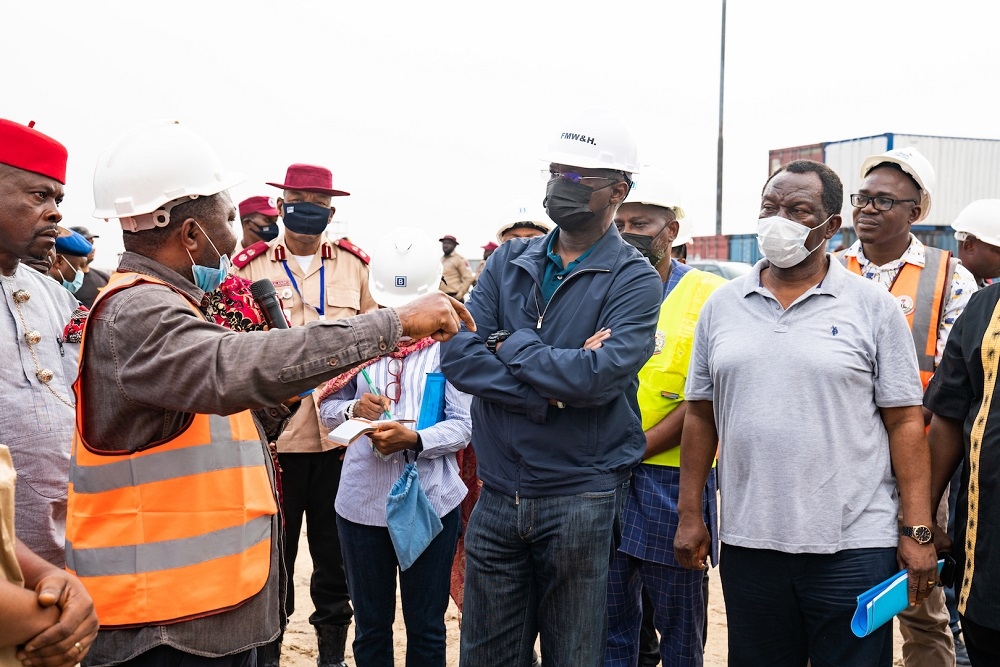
[851,559,945,638]
[415,372,447,430]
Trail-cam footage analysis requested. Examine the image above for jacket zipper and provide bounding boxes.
[533,268,609,329]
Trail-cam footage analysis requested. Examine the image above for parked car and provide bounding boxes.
[688,260,754,280]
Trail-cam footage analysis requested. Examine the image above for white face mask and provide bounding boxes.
[756,214,832,269]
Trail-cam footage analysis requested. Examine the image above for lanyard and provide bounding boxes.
[281,261,326,320]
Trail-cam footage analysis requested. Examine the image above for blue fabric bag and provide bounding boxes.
[386,453,443,571]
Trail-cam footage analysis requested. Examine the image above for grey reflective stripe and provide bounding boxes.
[210,414,232,442]
[911,248,946,373]
[71,438,266,494]
[66,513,271,577]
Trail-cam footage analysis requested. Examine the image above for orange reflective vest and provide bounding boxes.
[65,272,278,628]
[842,248,950,389]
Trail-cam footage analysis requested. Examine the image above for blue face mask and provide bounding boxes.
[58,263,85,294]
[282,201,330,235]
[186,222,231,293]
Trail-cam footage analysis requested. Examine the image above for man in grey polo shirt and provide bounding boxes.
[674,160,938,666]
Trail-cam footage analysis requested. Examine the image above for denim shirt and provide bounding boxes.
[80,253,402,665]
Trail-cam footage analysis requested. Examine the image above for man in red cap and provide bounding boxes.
[439,235,475,301]
[236,195,281,252]
[0,118,99,664]
[232,163,376,667]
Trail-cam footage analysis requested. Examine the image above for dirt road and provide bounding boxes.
[282,526,908,666]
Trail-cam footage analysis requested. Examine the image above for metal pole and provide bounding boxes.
[715,0,727,236]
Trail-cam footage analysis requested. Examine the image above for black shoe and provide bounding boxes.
[316,624,349,667]
[256,637,281,667]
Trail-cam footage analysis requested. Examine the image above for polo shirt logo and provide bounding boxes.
[832,326,839,336]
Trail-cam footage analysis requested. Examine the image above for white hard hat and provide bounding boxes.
[495,201,554,243]
[368,226,443,308]
[543,110,640,174]
[624,167,685,220]
[859,147,935,223]
[953,199,1000,248]
[93,120,245,232]
[672,221,693,248]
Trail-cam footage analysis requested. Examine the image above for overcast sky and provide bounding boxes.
[6,0,999,268]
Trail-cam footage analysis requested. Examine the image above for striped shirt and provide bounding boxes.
[319,343,472,526]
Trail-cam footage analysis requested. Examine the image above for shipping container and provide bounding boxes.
[687,235,728,261]
[770,133,1000,228]
[837,225,959,256]
[768,143,824,175]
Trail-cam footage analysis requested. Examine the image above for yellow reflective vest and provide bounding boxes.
[637,269,726,467]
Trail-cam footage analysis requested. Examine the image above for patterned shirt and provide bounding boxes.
[843,235,977,365]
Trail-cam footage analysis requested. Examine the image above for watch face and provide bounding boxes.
[914,526,933,544]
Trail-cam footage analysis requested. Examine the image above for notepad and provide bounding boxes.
[851,560,945,638]
[327,418,416,446]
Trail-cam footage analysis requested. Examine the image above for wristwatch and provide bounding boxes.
[486,330,512,354]
[899,525,933,545]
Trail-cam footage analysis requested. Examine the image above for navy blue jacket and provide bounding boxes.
[440,225,662,498]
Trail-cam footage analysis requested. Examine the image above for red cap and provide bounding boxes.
[482,241,499,251]
[0,119,68,184]
[266,163,349,197]
[439,235,459,243]
[239,195,280,218]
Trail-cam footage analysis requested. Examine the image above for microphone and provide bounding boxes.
[250,279,289,330]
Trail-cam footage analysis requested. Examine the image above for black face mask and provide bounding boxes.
[282,201,330,236]
[621,228,668,267]
[543,178,610,231]
[253,222,280,242]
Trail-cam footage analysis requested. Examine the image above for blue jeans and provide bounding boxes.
[460,482,629,667]
[720,544,898,667]
[337,508,461,667]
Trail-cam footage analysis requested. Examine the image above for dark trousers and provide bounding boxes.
[961,615,1000,665]
[720,544,897,667]
[112,646,255,667]
[337,508,462,667]
[278,449,352,627]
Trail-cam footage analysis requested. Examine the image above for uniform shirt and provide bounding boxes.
[0,264,79,566]
[319,343,472,526]
[233,234,377,453]
[843,235,976,365]
[924,283,1000,630]
[686,256,924,553]
[440,252,474,300]
[78,251,400,664]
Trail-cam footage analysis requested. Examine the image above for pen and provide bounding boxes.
[359,368,394,420]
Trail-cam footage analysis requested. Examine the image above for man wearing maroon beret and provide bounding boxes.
[236,195,281,252]
[0,117,99,664]
[232,163,377,667]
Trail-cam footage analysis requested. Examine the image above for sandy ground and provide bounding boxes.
[281,525,908,666]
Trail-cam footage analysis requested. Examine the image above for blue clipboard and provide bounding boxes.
[851,560,945,638]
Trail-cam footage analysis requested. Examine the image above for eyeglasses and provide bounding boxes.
[850,194,917,212]
[542,170,618,184]
[386,357,403,402]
